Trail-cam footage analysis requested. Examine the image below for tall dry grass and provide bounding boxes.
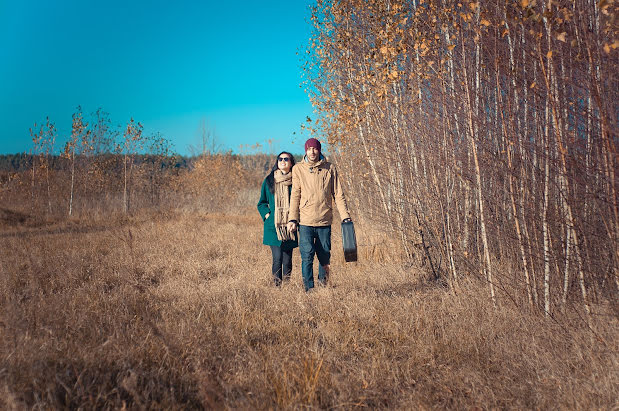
[1,207,616,409]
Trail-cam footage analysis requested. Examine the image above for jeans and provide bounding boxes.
[269,245,293,286]
[298,225,331,291]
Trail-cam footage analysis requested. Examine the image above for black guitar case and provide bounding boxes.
[341,220,358,262]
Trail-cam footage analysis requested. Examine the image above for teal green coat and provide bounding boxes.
[257,177,298,250]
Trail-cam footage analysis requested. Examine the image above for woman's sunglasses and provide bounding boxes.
[278,157,291,162]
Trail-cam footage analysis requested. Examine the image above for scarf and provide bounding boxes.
[303,154,325,173]
[273,170,294,241]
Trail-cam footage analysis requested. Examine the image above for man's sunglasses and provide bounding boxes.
[278,157,291,162]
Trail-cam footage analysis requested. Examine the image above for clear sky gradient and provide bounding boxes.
[0,0,315,155]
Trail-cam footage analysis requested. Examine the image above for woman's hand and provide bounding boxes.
[287,221,297,232]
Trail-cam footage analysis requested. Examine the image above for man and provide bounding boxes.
[287,138,352,291]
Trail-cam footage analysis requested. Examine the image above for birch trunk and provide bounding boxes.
[461,31,495,305]
[69,150,75,216]
[123,153,128,214]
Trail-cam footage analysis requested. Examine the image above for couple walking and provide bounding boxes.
[257,138,352,291]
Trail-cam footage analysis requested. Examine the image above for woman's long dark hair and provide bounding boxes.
[266,151,296,193]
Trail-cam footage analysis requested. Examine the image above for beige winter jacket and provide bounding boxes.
[288,156,350,227]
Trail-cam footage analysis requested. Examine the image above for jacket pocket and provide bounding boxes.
[301,194,313,209]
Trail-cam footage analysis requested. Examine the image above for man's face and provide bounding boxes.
[306,146,319,161]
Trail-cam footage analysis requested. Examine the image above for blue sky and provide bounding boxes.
[0,0,315,155]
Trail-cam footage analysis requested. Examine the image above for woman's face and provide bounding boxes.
[277,154,292,173]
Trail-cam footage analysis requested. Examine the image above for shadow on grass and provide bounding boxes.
[0,207,128,238]
[0,224,118,239]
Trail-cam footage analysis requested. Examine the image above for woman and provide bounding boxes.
[257,152,298,286]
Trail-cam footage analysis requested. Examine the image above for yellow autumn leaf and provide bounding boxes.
[447,44,456,51]
[546,50,553,58]
[556,32,567,42]
[520,0,529,7]
[603,43,610,53]
[613,40,619,49]
[481,19,491,26]
[530,82,536,88]
[469,2,479,10]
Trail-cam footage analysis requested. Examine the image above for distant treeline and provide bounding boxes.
[0,152,282,174]
[0,153,189,173]
[0,151,273,219]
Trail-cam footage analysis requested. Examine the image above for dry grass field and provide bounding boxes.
[0,206,617,409]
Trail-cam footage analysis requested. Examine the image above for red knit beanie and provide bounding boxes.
[304,138,321,153]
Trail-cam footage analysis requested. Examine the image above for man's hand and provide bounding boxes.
[342,218,352,223]
[287,221,297,232]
